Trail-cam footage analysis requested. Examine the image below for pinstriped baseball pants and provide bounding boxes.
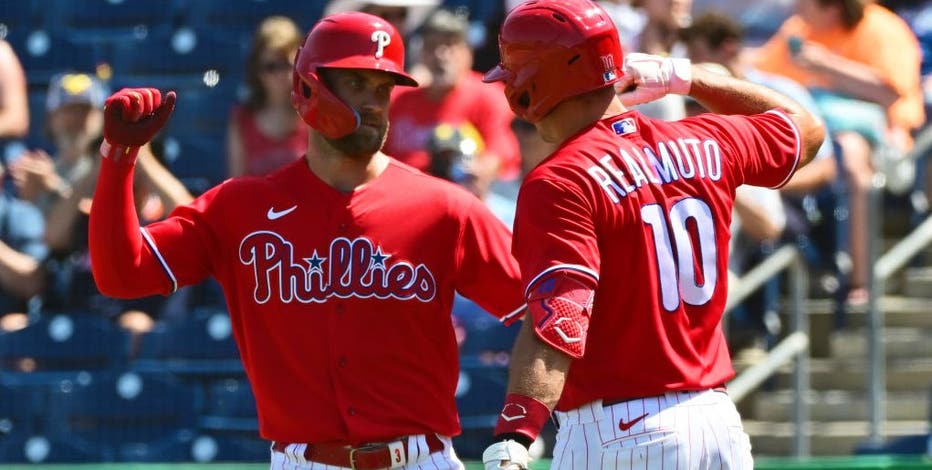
[551,389,754,470]
[269,434,465,470]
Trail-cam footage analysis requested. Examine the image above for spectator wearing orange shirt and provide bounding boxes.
[754,0,925,305]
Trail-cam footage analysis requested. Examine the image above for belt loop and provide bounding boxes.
[349,447,359,470]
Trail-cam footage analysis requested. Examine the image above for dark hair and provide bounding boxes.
[420,8,469,40]
[816,0,867,28]
[679,11,744,49]
[244,16,303,111]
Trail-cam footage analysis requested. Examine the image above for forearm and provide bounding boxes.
[689,67,825,166]
[507,319,571,409]
[88,150,153,297]
[780,156,837,196]
[137,152,193,212]
[0,241,43,298]
[734,198,782,242]
[45,171,95,251]
[812,56,899,107]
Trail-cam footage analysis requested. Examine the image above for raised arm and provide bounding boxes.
[88,88,176,298]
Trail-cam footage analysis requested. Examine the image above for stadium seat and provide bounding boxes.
[179,0,325,37]
[0,313,131,372]
[0,2,42,35]
[42,370,202,462]
[199,378,259,433]
[454,295,520,360]
[5,29,103,85]
[0,432,107,463]
[42,0,177,45]
[133,307,243,377]
[161,134,229,193]
[188,433,269,463]
[109,28,246,91]
[455,364,508,431]
[0,382,39,438]
[161,85,238,142]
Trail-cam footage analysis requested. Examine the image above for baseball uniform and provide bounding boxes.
[92,156,525,464]
[512,109,801,469]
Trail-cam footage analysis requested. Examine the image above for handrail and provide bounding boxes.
[725,244,810,457]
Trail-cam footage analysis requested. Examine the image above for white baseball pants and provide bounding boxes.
[551,389,753,469]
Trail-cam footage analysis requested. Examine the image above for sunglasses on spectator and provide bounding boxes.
[260,61,292,73]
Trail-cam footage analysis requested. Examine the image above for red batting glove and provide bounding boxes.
[102,88,176,162]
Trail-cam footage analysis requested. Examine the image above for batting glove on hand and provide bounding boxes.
[616,53,692,107]
[482,440,530,470]
[103,88,176,147]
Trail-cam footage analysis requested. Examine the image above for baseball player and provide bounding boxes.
[86,12,525,470]
[479,1,826,469]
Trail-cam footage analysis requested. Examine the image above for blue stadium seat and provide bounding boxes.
[109,28,246,91]
[42,370,201,462]
[199,378,259,433]
[0,313,132,372]
[43,0,177,45]
[5,29,103,85]
[454,295,520,359]
[188,433,269,463]
[162,85,238,142]
[161,134,229,193]
[179,0,325,37]
[455,364,507,431]
[0,382,39,438]
[0,432,107,463]
[133,308,243,377]
[0,2,42,35]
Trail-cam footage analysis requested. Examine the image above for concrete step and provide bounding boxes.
[751,390,930,422]
[768,357,932,391]
[903,267,932,298]
[805,297,932,329]
[829,327,932,359]
[744,419,929,456]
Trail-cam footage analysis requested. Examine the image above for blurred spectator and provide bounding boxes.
[0,159,47,332]
[0,39,29,163]
[9,72,106,215]
[598,0,648,53]
[227,16,308,177]
[753,0,926,305]
[324,0,442,82]
[623,0,693,120]
[682,13,841,343]
[43,138,194,336]
[384,7,521,189]
[427,122,515,228]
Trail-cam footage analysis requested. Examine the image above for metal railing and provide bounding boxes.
[865,178,932,445]
[725,244,811,457]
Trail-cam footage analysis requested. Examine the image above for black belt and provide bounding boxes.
[272,434,444,469]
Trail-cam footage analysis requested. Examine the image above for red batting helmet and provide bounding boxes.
[483,0,624,123]
[292,12,418,139]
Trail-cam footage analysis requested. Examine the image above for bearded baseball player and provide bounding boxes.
[479,1,826,469]
[87,12,525,470]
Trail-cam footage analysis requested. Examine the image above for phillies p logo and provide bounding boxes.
[371,30,391,58]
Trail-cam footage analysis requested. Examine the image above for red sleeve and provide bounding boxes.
[688,109,801,189]
[512,176,600,295]
[89,157,181,298]
[454,196,525,320]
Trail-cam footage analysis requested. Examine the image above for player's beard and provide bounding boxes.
[327,114,388,160]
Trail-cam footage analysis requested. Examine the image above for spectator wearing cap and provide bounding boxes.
[384,8,521,193]
[427,122,515,229]
[9,72,107,216]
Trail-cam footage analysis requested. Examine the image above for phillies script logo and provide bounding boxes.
[239,232,436,303]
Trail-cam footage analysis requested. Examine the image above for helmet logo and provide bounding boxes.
[371,30,392,59]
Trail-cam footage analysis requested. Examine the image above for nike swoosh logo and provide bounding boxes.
[618,412,649,431]
[267,205,297,220]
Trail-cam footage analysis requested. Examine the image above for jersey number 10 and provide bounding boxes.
[641,198,718,311]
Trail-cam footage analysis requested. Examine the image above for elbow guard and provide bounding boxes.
[527,271,596,359]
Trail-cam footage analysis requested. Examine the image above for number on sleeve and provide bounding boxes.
[641,198,718,311]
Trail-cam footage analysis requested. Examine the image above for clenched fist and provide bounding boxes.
[104,88,176,147]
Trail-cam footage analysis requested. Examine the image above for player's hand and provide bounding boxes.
[103,88,176,147]
[616,53,692,107]
[482,440,530,470]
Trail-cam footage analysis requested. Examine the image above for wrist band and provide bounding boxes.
[493,393,551,443]
[100,139,140,165]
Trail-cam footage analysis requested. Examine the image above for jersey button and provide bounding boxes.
[338,223,348,232]
[335,304,345,314]
[338,357,347,367]
[348,407,356,416]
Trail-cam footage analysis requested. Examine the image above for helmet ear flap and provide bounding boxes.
[291,69,360,139]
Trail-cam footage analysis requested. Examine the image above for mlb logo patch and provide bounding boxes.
[602,70,617,83]
[611,118,637,136]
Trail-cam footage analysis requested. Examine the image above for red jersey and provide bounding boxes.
[138,159,524,443]
[512,110,801,411]
[231,105,308,176]
[384,71,521,180]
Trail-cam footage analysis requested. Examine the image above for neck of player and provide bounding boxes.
[305,135,390,193]
[537,87,627,144]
